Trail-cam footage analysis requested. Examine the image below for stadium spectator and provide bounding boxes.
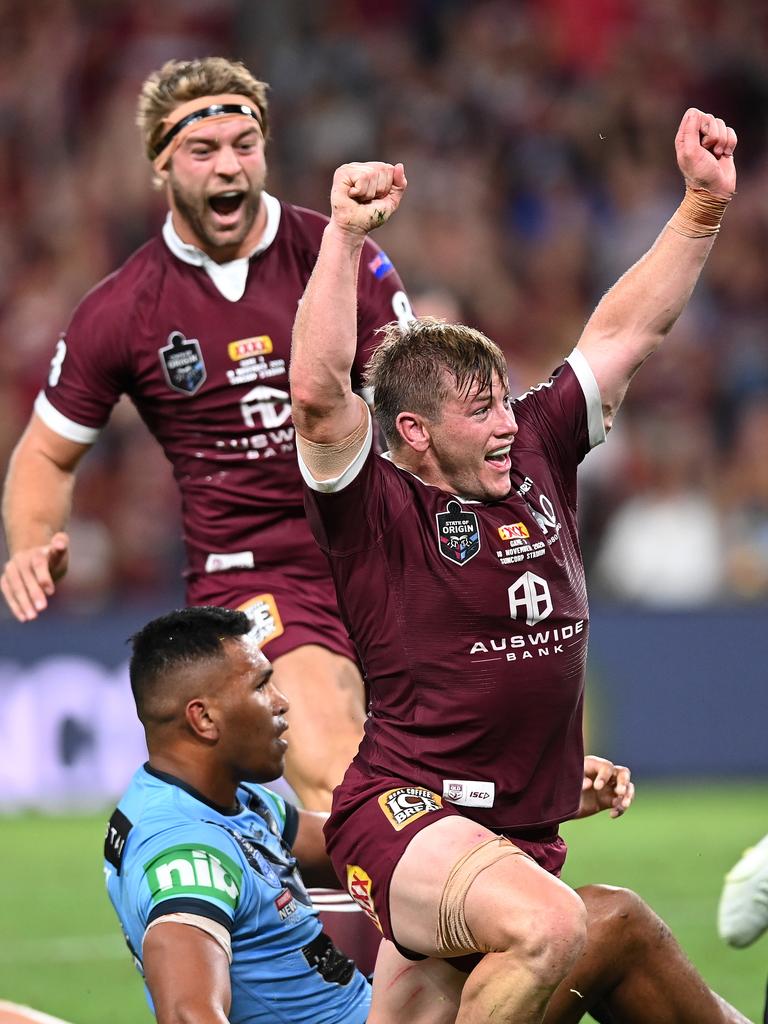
[107,604,750,1024]
[2,3,768,610]
[290,104,736,1019]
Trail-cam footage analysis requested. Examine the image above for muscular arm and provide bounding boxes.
[577,108,737,428]
[143,921,231,1024]
[291,162,406,450]
[1,413,90,620]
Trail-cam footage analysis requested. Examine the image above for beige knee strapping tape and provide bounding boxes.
[435,836,531,957]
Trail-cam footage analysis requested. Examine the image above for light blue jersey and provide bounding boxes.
[104,765,369,1024]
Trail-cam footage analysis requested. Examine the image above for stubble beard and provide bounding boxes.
[170,178,263,260]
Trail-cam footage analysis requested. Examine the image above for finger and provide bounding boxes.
[1,570,31,622]
[675,107,704,151]
[1,561,43,621]
[612,765,631,796]
[610,781,635,817]
[592,763,614,791]
[708,117,728,157]
[31,551,56,596]
[724,126,737,158]
[393,162,407,190]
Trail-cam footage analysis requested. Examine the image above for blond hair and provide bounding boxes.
[364,317,509,450]
[136,57,270,162]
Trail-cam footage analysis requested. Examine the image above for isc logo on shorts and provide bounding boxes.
[346,864,382,930]
[378,788,443,831]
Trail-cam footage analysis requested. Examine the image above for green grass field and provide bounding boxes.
[0,782,765,1023]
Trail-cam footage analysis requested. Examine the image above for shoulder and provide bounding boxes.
[70,236,167,336]
[277,201,329,250]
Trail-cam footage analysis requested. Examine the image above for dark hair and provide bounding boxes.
[129,606,251,721]
[364,317,509,450]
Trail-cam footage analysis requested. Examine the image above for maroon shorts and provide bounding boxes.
[324,771,568,951]
[186,567,357,663]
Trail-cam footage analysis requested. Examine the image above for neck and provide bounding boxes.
[148,751,239,811]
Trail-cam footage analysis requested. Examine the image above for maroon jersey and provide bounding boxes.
[302,352,606,831]
[35,194,411,583]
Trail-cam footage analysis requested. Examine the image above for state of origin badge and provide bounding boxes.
[159,330,207,394]
[435,500,481,566]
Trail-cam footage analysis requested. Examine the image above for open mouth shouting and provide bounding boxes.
[208,190,246,224]
[485,444,512,472]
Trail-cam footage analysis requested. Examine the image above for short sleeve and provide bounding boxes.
[137,823,251,934]
[513,351,605,468]
[36,286,130,442]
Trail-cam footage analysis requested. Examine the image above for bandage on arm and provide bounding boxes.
[668,186,731,237]
[296,394,370,481]
[144,912,233,964]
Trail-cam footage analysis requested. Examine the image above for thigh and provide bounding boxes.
[368,939,463,1024]
[271,644,365,811]
[390,814,577,956]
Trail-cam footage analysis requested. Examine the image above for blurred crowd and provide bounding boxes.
[1,0,767,614]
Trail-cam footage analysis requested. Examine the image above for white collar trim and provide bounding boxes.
[161,192,282,302]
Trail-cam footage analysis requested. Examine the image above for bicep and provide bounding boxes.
[574,335,643,431]
[143,920,231,1024]
[16,414,92,472]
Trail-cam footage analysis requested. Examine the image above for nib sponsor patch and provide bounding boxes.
[143,844,242,909]
[378,787,443,831]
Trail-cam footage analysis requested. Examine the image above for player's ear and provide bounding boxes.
[185,698,219,741]
[396,411,430,453]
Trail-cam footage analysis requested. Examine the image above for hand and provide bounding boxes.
[576,754,634,820]
[329,161,407,236]
[675,107,737,199]
[1,532,70,621]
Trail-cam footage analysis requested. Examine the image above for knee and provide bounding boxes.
[499,885,588,987]
[579,884,670,957]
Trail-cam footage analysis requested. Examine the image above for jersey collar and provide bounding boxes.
[143,763,243,816]
[161,191,281,302]
[382,451,483,504]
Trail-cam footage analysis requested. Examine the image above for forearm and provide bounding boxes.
[291,221,367,442]
[154,1002,229,1024]
[3,443,75,552]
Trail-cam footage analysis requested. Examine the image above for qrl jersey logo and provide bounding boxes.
[508,571,552,626]
[144,844,243,908]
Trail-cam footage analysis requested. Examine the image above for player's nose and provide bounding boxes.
[214,145,242,176]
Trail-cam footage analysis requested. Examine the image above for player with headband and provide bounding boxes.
[1,56,413,973]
